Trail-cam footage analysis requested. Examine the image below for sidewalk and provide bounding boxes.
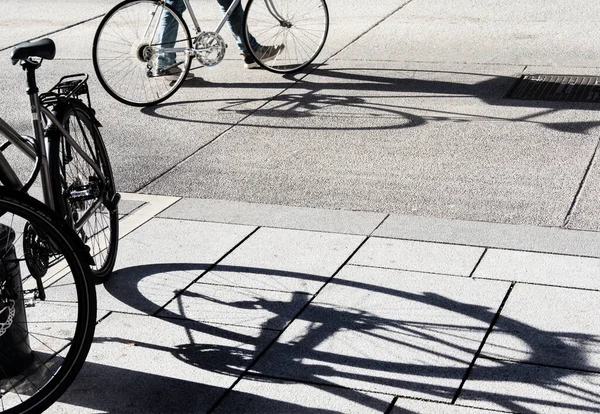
[46,193,600,413]
[2,0,600,412]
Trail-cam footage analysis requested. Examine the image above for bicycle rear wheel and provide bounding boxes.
[49,100,119,284]
[92,0,193,106]
[244,0,329,73]
[0,188,96,414]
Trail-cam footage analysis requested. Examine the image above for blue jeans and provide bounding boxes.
[158,0,259,67]
[214,0,259,55]
[157,0,187,67]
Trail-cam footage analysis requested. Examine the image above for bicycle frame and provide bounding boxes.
[0,76,107,234]
[146,0,281,56]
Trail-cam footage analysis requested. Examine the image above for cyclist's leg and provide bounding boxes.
[215,0,258,54]
[157,0,188,68]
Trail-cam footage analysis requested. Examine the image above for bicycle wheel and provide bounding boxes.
[0,187,96,413]
[92,0,193,106]
[49,100,119,284]
[244,0,329,73]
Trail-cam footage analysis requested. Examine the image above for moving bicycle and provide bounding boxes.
[93,0,330,106]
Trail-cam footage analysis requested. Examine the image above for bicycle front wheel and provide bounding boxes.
[244,0,329,73]
[0,188,96,414]
[50,100,119,284]
[92,0,193,106]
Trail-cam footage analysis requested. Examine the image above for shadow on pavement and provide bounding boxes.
[51,262,600,413]
[141,66,600,135]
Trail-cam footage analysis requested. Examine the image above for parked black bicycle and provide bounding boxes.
[0,38,119,413]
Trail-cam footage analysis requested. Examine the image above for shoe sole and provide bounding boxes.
[245,46,284,69]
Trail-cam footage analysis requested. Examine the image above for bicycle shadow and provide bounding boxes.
[142,65,600,135]
[53,262,600,413]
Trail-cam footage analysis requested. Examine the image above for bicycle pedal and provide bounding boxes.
[103,192,121,211]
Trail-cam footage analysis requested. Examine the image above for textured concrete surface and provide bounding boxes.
[2,0,600,412]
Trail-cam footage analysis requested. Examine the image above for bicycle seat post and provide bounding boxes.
[20,59,56,209]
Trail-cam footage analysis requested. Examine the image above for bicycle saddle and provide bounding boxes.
[11,38,56,62]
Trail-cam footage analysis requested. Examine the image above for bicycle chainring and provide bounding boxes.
[194,32,226,66]
[23,222,50,280]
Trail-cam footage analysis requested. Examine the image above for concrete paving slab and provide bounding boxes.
[160,283,311,329]
[140,71,598,228]
[473,249,600,290]
[250,265,510,401]
[481,284,600,371]
[456,357,600,413]
[350,237,484,276]
[159,197,386,235]
[49,312,278,413]
[0,1,118,50]
[198,227,364,293]
[213,376,394,413]
[375,213,600,258]
[99,217,256,315]
[337,0,600,67]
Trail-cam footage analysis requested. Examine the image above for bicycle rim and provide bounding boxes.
[0,188,96,413]
[244,0,329,73]
[92,0,193,106]
[51,101,119,284]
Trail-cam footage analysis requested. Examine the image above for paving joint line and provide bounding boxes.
[206,235,371,413]
[348,263,474,279]
[469,277,600,293]
[451,282,515,404]
[369,213,390,237]
[468,248,488,278]
[563,137,600,227]
[324,0,416,62]
[0,14,105,52]
[363,234,600,260]
[155,315,282,333]
[190,280,314,295]
[479,355,600,375]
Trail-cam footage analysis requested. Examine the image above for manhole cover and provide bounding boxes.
[506,74,600,102]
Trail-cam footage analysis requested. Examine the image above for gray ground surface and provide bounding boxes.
[2,0,600,231]
[1,1,600,413]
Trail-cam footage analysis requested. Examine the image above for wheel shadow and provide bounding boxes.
[142,65,600,135]
[53,261,600,413]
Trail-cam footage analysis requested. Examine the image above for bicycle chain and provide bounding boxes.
[0,301,16,337]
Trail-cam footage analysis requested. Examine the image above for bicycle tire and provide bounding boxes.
[92,0,193,106]
[49,99,119,284]
[243,0,329,73]
[0,187,96,413]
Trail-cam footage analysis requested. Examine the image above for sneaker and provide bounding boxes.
[154,65,194,81]
[243,44,284,69]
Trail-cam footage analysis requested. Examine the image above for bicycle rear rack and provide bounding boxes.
[40,73,90,107]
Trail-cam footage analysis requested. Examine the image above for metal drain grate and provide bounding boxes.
[506,74,600,102]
